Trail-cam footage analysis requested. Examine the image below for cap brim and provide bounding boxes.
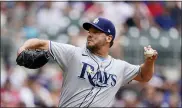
[83,22,105,33]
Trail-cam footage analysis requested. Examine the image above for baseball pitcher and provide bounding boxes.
[17,17,158,107]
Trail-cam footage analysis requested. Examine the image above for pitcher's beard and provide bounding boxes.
[87,44,95,53]
[86,40,106,54]
[86,44,99,54]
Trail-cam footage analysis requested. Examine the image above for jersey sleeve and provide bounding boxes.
[49,41,76,71]
[122,61,141,85]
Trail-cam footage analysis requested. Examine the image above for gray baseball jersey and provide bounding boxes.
[49,41,140,107]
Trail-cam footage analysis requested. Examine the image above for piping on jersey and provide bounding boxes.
[61,88,93,107]
[74,87,102,107]
[86,48,113,72]
[63,90,93,107]
[78,87,94,107]
[85,87,102,107]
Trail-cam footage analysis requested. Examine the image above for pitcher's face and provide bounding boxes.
[86,27,108,51]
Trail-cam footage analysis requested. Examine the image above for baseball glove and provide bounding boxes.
[16,49,50,69]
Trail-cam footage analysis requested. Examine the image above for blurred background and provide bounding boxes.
[1,1,181,107]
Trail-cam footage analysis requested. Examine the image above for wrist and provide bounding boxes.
[144,59,155,65]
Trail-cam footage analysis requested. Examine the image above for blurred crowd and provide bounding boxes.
[1,1,181,107]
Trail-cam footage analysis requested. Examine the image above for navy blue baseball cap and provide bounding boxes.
[83,17,116,41]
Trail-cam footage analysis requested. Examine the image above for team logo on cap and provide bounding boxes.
[93,18,99,24]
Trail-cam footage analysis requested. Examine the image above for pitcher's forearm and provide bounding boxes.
[22,38,49,50]
[140,60,155,81]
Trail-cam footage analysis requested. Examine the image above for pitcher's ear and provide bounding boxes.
[106,35,112,43]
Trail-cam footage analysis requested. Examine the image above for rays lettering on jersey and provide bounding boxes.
[78,62,117,87]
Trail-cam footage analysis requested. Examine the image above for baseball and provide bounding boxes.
[144,49,155,58]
